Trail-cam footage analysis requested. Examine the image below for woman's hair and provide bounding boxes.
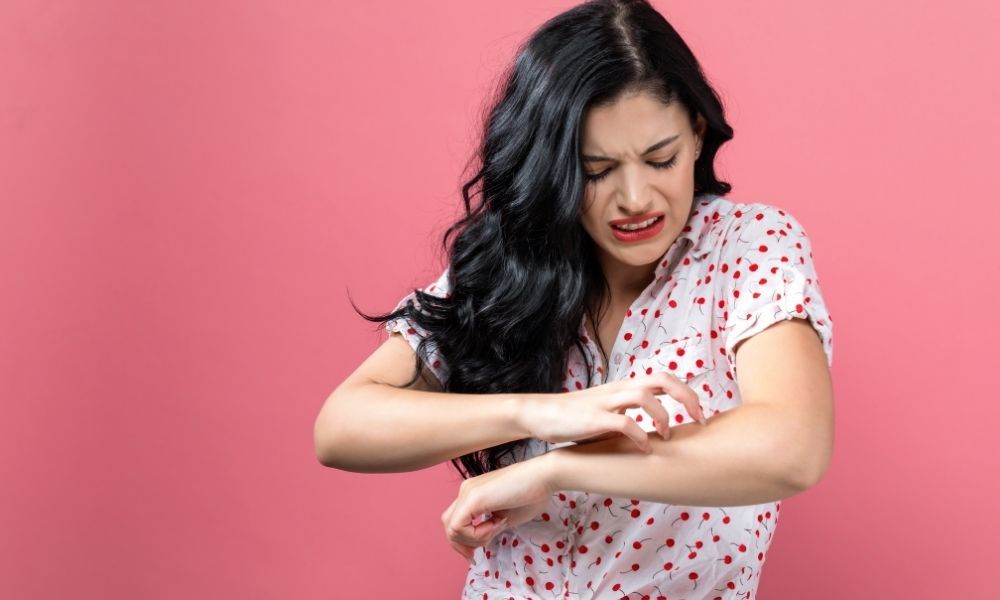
[357,0,734,478]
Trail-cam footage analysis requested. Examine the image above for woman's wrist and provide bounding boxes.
[509,392,543,439]
[535,445,565,494]
[535,435,639,494]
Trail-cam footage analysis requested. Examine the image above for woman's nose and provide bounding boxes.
[616,163,653,213]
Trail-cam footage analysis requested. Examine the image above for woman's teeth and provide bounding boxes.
[613,216,660,231]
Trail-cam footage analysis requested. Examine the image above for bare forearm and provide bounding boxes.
[316,382,534,473]
[541,403,809,506]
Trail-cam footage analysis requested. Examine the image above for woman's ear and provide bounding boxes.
[693,114,707,154]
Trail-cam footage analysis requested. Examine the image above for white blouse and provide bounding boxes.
[386,193,834,599]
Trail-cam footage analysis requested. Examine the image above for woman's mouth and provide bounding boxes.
[609,215,665,242]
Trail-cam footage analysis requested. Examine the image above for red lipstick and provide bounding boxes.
[608,211,664,226]
[608,212,665,242]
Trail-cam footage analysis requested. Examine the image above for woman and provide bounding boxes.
[315,0,835,597]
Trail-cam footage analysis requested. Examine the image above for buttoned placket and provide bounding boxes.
[583,237,693,385]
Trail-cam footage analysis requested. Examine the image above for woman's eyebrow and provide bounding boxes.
[582,134,680,163]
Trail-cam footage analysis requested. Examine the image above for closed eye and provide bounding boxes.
[584,155,680,183]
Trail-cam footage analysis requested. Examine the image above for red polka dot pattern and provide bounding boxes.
[385,194,834,598]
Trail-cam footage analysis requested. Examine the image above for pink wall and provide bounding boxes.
[1,1,996,597]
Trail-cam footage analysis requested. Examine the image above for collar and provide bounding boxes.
[653,193,719,277]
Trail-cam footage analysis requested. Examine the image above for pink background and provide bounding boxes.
[1,1,997,597]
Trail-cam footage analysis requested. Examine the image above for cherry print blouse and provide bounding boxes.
[385,193,834,599]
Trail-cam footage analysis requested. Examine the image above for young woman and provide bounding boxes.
[315,0,835,597]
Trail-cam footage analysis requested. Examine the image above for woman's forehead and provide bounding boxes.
[581,93,690,157]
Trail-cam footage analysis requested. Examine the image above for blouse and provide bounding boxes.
[385,192,834,599]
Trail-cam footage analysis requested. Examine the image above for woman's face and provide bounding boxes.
[579,90,706,284]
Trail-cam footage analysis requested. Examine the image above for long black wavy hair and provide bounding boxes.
[358,0,734,478]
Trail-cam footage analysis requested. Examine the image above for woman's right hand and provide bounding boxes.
[518,372,707,452]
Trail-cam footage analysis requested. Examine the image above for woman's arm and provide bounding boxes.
[315,332,535,473]
[537,403,807,506]
[536,319,834,506]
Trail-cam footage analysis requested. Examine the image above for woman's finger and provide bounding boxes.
[605,388,671,442]
[450,514,509,549]
[449,538,475,563]
[654,373,707,425]
[610,413,651,452]
[440,497,458,528]
[636,389,673,438]
[657,417,672,440]
[677,383,707,425]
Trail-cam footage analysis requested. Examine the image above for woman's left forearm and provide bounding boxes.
[536,403,813,506]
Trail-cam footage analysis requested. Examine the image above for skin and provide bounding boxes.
[577,89,706,363]
[444,89,710,562]
[441,90,834,565]
[444,318,835,561]
[578,89,706,301]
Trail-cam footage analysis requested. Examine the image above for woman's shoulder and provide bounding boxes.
[703,194,801,229]
[699,194,814,261]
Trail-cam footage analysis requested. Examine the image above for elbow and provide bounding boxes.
[771,410,834,493]
[314,386,365,470]
[314,418,337,468]
[315,446,337,470]
[314,407,377,472]
[784,444,832,492]
[314,407,349,469]
[315,428,354,470]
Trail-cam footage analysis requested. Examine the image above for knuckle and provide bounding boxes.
[617,414,632,431]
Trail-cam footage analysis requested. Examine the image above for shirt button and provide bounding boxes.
[613,353,622,364]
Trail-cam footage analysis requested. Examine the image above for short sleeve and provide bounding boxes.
[721,205,834,368]
[385,265,452,385]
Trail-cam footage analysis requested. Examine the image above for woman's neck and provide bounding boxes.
[600,260,657,303]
